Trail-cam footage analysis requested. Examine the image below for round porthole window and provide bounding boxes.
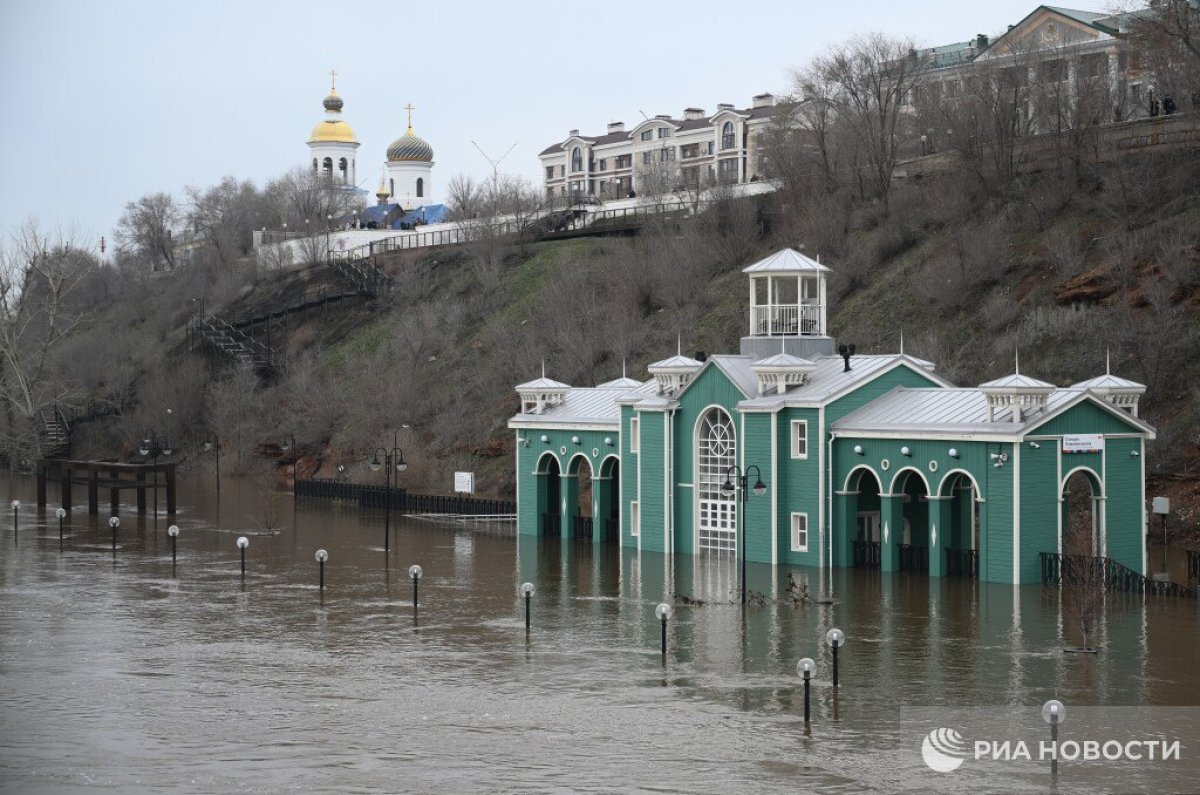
[928,460,939,473]
[880,458,890,471]
[559,445,567,455]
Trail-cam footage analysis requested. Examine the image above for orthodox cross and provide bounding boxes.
[405,103,415,129]
[329,69,337,90]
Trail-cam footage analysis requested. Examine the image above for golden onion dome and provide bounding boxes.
[309,119,358,144]
[386,128,434,162]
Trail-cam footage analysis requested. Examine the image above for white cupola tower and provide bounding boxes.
[1071,351,1146,417]
[740,248,835,360]
[307,70,359,186]
[384,104,436,209]
[979,353,1056,423]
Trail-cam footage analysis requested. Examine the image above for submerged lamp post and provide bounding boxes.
[11,500,18,546]
[281,435,297,505]
[237,536,249,578]
[721,465,767,604]
[520,582,535,631]
[656,602,674,661]
[409,564,423,608]
[1043,699,1065,776]
[826,628,845,688]
[138,430,174,522]
[203,433,220,494]
[168,524,179,570]
[56,507,66,549]
[316,549,328,590]
[109,515,120,553]
[369,436,408,552]
[798,657,815,724]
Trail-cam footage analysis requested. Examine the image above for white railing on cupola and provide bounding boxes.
[979,361,1056,423]
[742,248,830,339]
[516,367,570,415]
[984,391,1051,423]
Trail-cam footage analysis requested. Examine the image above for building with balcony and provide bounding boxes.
[538,93,779,201]
[508,248,1155,585]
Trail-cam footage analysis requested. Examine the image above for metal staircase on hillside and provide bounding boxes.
[192,314,272,371]
[329,254,389,296]
[38,405,71,458]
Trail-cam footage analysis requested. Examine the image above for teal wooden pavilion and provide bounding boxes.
[508,249,1154,584]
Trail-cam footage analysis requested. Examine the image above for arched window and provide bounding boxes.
[721,121,736,150]
[322,157,333,175]
[416,177,424,197]
[571,146,583,172]
[696,407,737,552]
[312,158,318,171]
[389,178,395,199]
[338,157,348,182]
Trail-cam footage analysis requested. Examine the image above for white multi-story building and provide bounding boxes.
[539,93,779,201]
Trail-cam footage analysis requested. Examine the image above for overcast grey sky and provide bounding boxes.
[0,0,1110,250]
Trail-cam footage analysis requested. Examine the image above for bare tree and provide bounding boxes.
[812,33,923,209]
[444,172,485,221]
[1126,0,1200,112]
[113,193,179,272]
[0,221,92,464]
[265,166,361,232]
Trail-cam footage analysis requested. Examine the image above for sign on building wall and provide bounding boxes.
[454,471,475,494]
[1062,434,1105,454]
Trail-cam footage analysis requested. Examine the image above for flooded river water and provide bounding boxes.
[1,476,1198,793]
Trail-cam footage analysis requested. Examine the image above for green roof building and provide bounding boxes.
[508,249,1154,585]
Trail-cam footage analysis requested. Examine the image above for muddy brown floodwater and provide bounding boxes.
[1,475,1198,793]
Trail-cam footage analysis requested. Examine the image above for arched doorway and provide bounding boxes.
[535,453,561,536]
[938,470,981,576]
[1062,468,1103,559]
[893,468,930,572]
[567,455,594,540]
[597,456,620,544]
[696,407,737,553]
[845,466,883,568]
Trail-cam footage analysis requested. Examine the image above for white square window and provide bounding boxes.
[790,420,808,459]
[791,513,808,552]
[630,417,640,453]
[630,501,640,537]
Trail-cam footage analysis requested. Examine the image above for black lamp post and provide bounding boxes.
[520,582,535,632]
[798,657,814,724]
[826,628,845,689]
[10,500,18,547]
[168,524,179,572]
[56,507,66,551]
[722,464,767,605]
[109,515,120,554]
[138,430,174,524]
[203,433,220,494]
[369,436,408,552]
[409,564,423,608]
[1043,700,1065,777]
[656,602,673,663]
[281,435,297,505]
[316,549,328,591]
[237,535,249,579]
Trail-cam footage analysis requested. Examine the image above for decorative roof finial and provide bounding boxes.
[1015,348,1020,375]
[622,358,627,379]
[677,333,682,357]
[1106,347,1111,375]
[900,328,905,356]
[329,68,337,92]
[541,359,546,380]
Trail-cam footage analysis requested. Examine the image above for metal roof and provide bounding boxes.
[1071,373,1146,391]
[515,376,570,391]
[596,376,643,389]
[978,372,1055,390]
[707,355,761,398]
[738,354,947,408]
[742,248,831,274]
[832,386,1153,437]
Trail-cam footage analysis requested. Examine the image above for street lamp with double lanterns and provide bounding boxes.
[369,435,408,551]
[722,464,767,605]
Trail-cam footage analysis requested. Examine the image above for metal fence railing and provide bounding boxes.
[295,478,514,516]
